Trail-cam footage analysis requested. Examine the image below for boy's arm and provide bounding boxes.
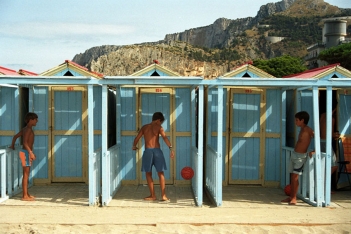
[10,130,22,149]
[159,127,175,158]
[132,128,144,150]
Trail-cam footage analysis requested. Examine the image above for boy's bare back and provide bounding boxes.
[140,122,162,148]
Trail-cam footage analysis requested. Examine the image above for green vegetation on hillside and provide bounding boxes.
[253,55,307,77]
[262,15,323,44]
[169,44,241,63]
[318,43,351,70]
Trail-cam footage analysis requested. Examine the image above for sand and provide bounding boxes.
[0,205,350,234]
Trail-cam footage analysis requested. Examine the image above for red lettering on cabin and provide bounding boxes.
[245,89,252,93]
[156,88,162,93]
[67,87,74,91]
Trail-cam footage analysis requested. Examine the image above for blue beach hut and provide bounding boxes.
[27,60,106,185]
[283,64,351,196]
[205,62,278,206]
[205,62,351,207]
[101,61,204,206]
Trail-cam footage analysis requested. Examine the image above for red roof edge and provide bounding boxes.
[283,63,340,78]
[18,69,38,76]
[0,66,19,75]
[65,60,104,77]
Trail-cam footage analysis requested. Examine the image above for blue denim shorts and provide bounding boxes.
[141,148,167,172]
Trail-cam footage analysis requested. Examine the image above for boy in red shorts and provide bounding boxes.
[10,112,38,201]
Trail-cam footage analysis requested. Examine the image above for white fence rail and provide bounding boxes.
[191,146,203,206]
[205,144,222,206]
[282,147,328,207]
[101,144,122,206]
[89,147,102,206]
[0,145,32,203]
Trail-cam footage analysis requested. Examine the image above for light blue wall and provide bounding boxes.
[0,87,19,146]
[32,87,49,179]
[265,89,281,182]
[175,88,191,179]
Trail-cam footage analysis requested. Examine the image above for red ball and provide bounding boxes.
[181,167,194,180]
[284,184,291,196]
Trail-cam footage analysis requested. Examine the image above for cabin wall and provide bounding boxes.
[0,87,20,146]
[264,89,281,183]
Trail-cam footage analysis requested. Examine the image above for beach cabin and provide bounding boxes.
[205,63,351,207]
[0,66,38,202]
[103,62,204,206]
[25,60,106,185]
[283,64,351,193]
[205,63,278,206]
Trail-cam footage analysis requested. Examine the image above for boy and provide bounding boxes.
[281,111,314,205]
[319,100,340,191]
[132,112,174,201]
[10,112,38,201]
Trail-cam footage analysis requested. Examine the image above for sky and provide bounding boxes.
[0,0,350,74]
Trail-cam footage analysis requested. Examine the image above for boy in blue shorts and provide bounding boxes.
[281,111,314,205]
[10,112,38,201]
[132,112,174,201]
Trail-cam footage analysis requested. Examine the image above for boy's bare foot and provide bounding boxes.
[281,197,291,203]
[289,198,297,205]
[21,197,35,201]
[28,194,35,198]
[161,196,170,202]
[144,196,157,201]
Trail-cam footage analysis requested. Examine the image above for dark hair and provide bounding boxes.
[25,112,38,123]
[295,111,309,125]
[152,112,165,122]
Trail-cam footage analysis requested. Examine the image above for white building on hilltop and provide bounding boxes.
[305,17,350,69]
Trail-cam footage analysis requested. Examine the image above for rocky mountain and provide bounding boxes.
[163,0,296,48]
[72,0,351,79]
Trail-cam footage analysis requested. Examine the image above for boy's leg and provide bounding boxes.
[289,173,299,205]
[158,171,169,201]
[144,172,157,201]
[22,167,34,201]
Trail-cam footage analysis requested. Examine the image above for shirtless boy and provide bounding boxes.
[319,101,340,191]
[281,111,314,205]
[10,112,38,201]
[132,112,174,201]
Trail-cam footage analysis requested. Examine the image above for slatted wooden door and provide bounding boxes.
[51,86,87,182]
[139,88,173,185]
[229,88,264,184]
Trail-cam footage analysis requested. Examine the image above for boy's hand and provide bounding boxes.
[29,152,36,161]
[309,151,314,158]
[132,146,138,150]
[9,145,15,150]
[170,150,175,158]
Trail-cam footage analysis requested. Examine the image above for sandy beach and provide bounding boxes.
[1,184,350,233]
[0,205,351,233]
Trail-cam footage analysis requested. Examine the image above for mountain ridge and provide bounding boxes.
[72,0,351,78]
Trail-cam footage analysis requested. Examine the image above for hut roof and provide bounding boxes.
[40,60,104,78]
[283,63,351,79]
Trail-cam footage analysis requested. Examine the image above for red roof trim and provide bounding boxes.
[65,60,104,77]
[283,63,340,78]
[18,69,38,76]
[0,66,19,75]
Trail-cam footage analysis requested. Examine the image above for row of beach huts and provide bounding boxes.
[0,60,350,207]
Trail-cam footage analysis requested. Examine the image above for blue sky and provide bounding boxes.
[0,0,349,73]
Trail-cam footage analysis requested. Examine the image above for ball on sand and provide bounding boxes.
[284,184,291,196]
[181,167,194,180]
